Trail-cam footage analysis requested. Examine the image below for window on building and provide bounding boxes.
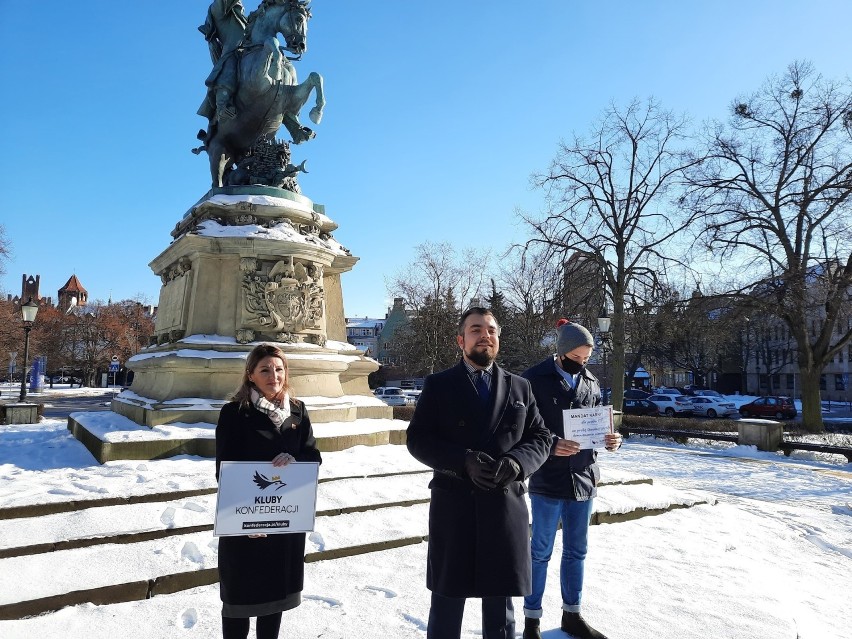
[835,374,846,391]
[786,374,794,390]
[759,374,768,389]
[772,374,780,389]
[820,375,827,391]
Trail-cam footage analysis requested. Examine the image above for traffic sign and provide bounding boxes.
[109,362,120,372]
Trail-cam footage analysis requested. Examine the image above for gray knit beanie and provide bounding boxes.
[555,319,595,355]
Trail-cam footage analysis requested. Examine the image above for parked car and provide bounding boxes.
[623,398,660,416]
[624,388,651,399]
[688,396,737,418]
[653,387,683,396]
[403,389,422,404]
[647,394,694,417]
[692,389,725,399]
[738,396,797,420]
[373,387,415,406]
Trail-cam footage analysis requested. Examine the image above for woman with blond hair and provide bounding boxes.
[215,343,322,639]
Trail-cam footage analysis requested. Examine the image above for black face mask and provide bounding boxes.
[560,356,584,375]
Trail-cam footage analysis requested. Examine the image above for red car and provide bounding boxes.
[738,396,797,420]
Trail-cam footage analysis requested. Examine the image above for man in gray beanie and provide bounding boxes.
[520,319,622,639]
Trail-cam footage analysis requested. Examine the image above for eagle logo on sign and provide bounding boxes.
[253,470,288,491]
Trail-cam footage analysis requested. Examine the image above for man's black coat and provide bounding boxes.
[406,361,552,597]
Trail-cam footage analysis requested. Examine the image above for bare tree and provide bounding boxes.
[520,98,701,411]
[686,62,852,431]
[0,226,9,280]
[386,242,490,375]
[495,245,562,372]
[644,288,740,389]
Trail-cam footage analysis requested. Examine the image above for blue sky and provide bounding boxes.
[1,1,850,318]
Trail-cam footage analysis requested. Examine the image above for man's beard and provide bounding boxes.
[465,344,496,367]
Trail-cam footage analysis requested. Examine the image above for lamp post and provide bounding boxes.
[597,314,612,405]
[18,297,39,403]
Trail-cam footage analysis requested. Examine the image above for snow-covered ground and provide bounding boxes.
[0,386,850,638]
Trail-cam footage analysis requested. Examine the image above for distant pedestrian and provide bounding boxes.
[407,306,552,639]
[215,343,322,639]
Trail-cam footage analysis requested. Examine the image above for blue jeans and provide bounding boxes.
[523,494,593,616]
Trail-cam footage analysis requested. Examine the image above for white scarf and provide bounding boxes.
[250,388,292,429]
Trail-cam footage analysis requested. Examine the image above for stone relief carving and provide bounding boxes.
[236,329,256,344]
[241,256,325,337]
[160,257,193,285]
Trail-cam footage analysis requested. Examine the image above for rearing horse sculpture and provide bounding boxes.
[196,0,325,188]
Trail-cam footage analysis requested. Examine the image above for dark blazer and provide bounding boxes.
[523,357,602,501]
[406,361,552,597]
[215,399,322,612]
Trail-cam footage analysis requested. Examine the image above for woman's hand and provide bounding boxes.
[271,452,295,467]
[247,533,268,538]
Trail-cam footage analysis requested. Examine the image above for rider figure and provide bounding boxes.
[198,0,247,124]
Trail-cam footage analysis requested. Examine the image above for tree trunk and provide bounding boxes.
[798,368,824,433]
[610,296,625,414]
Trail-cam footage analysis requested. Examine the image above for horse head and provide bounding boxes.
[278,0,311,57]
[244,0,311,55]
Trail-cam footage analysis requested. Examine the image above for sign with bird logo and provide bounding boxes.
[214,461,319,536]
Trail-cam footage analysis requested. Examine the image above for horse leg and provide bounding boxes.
[307,72,325,125]
[207,139,231,188]
[278,73,325,143]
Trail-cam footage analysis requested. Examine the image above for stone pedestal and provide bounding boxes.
[112,187,390,427]
[1,403,39,425]
[738,421,783,451]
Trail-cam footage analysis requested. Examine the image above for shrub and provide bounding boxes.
[393,405,415,421]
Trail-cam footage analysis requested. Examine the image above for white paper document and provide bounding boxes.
[214,461,319,536]
[561,405,614,450]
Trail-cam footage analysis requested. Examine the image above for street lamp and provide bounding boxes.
[18,297,39,403]
[597,314,612,404]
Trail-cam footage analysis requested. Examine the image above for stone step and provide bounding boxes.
[0,475,712,620]
[67,412,409,463]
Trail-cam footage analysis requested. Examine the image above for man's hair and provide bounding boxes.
[457,306,501,336]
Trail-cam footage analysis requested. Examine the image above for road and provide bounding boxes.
[35,390,116,420]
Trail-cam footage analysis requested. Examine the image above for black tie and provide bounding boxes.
[475,371,490,406]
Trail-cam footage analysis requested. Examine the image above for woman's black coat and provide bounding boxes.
[215,399,321,613]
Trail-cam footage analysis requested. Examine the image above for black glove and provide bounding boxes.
[492,456,521,488]
[464,450,498,490]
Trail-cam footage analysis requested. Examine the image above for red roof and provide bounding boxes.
[60,274,88,294]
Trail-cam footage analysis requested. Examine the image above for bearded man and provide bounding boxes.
[406,306,552,639]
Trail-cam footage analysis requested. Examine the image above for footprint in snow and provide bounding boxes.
[47,488,76,496]
[136,463,149,472]
[178,608,198,629]
[401,613,427,631]
[160,507,176,528]
[71,481,108,494]
[362,585,397,598]
[183,501,206,513]
[308,531,325,551]
[303,594,343,609]
[181,541,204,564]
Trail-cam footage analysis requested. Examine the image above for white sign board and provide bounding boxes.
[214,461,319,537]
[562,405,613,450]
